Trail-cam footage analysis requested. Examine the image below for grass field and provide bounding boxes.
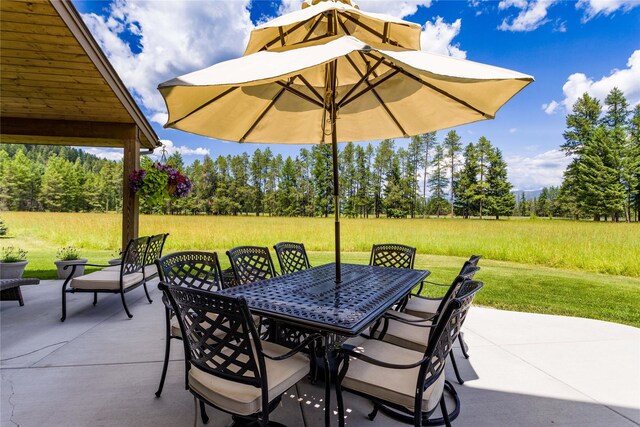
[2,211,639,327]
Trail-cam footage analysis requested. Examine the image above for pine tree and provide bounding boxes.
[383,156,409,218]
[442,130,462,217]
[420,132,436,218]
[428,144,448,217]
[373,139,394,218]
[562,93,601,156]
[474,137,492,219]
[485,148,515,219]
[629,105,640,221]
[603,87,629,221]
[453,143,478,218]
[312,144,332,217]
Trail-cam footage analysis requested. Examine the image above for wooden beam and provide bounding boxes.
[0,117,139,141]
[122,127,140,250]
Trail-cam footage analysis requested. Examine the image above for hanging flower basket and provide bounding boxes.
[129,162,192,204]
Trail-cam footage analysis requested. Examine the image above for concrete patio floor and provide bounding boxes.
[1,279,639,427]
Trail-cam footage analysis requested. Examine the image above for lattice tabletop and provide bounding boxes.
[219,263,429,336]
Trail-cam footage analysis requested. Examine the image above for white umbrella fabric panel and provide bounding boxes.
[245,0,421,54]
[159,36,534,144]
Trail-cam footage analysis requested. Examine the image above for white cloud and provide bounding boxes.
[542,100,559,114]
[509,128,518,133]
[81,1,253,116]
[498,0,557,32]
[421,17,466,59]
[577,0,640,21]
[152,140,210,158]
[545,49,640,113]
[80,147,123,161]
[506,149,572,190]
[151,113,168,126]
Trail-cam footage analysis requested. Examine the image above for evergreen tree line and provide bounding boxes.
[0,133,515,219]
[557,88,640,222]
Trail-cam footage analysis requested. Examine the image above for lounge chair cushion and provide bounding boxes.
[404,296,441,318]
[144,264,158,278]
[374,311,432,352]
[342,336,444,412]
[188,341,309,416]
[71,271,144,290]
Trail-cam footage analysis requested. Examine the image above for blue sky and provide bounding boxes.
[74,0,639,190]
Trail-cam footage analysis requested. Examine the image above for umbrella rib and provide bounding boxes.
[364,52,493,119]
[275,81,325,108]
[302,15,324,42]
[261,18,314,51]
[239,87,287,143]
[341,13,401,47]
[339,69,399,108]
[336,56,385,106]
[296,75,325,103]
[165,86,238,128]
[357,51,379,78]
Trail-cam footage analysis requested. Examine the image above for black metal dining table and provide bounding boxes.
[219,262,430,426]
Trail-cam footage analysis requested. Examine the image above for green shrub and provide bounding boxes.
[56,246,81,261]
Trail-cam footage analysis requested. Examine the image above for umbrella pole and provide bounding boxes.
[329,59,341,284]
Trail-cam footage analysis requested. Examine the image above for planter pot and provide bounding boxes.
[0,260,28,279]
[54,259,88,280]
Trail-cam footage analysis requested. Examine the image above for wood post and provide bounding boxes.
[122,126,140,250]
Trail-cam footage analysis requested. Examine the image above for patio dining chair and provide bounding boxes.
[273,242,311,275]
[158,282,319,426]
[60,236,151,321]
[154,251,225,398]
[226,246,277,286]
[369,243,416,269]
[374,276,482,385]
[336,280,483,427]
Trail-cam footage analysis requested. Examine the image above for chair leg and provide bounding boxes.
[155,308,172,397]
[449,352,464,385]
[16,287,24,306]
[368,403,380,421]
[143,282,153,303]
[458,334,470,359]
[61,282,69,322]
[439,395,451,427]
[199,400,209,424]
[93,292,98,306]
[120,291,133,318]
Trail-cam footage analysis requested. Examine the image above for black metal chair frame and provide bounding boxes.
[369,243,417,269]
[154,250,225,398]
[273,242,311,275]
[226,246,277,286]
[143,233,169,283]
[159,282,320,426]
[336,280,483,427]
[60,236,152,322]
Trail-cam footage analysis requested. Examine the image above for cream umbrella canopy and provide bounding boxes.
[159,32,533,284]
[245,0,421,54]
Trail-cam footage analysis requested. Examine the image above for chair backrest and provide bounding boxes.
[121,236,149,276]
[144,233,169,267]
[369,243,416,269]
[419,280,483,392]
[156,251,223,292]
[273,242,311,275]
[432,266,480,319]
[226,246,277,286]
[459,255,481,275]
[159,283,266,389]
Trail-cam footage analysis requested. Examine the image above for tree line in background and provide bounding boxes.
[0,133,515,219]
[1,87,636,221]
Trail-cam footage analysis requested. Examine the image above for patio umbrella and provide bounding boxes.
[158,6,533,284]
[244,0,421,54]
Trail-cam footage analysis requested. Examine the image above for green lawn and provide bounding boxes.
[2,212,639,327]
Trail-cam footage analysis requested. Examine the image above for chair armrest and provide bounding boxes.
[408,294,443,303]
[422,279,449,287]
[341,343,426,369]
[62,262,110,270]
[261,333,323,361]
[383,312,435,327]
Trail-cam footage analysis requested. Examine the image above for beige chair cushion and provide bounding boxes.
[404,296,441,318]
[144,264,158,278]
[188,341,309,416]
[373,311,432,352]
[71,271,144,290]
[342,336,444,413]
[102,265,120,271]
